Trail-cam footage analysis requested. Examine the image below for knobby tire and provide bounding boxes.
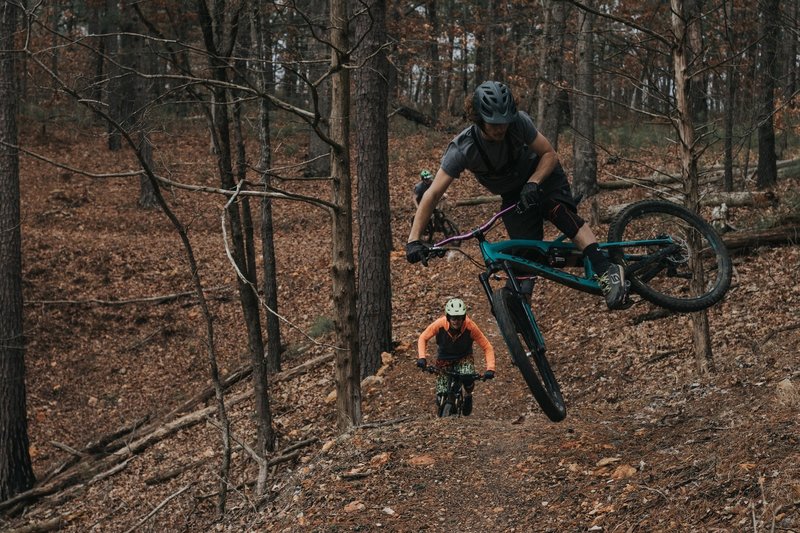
[440,402,453,417]
[492,287,566,422]
[608,200,732,312]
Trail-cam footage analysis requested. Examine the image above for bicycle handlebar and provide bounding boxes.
[428,203,518,249]
[423,365,488,381]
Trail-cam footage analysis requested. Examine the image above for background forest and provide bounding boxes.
[1,0,799,531]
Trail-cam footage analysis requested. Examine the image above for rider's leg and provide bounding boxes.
[455,358,477,416]
[546,198,628,310]
[500,196,544,300]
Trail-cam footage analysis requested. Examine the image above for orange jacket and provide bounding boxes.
[417,316,495,371]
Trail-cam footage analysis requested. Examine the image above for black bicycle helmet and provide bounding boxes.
[473,81,517,124]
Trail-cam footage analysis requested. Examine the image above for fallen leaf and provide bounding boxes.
[370,452,391,466]
[344,500,366,513]
[596,457,622,467]
[409,454,435,466]
[611,464,637,480]
[325,390,337,404]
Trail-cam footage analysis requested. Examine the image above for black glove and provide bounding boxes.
[416,358,427,370]
[517,182,542,213]
[405,240,429,264]
[483,370,495,380]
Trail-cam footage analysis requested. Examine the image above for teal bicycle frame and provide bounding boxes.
[431,204,676,357]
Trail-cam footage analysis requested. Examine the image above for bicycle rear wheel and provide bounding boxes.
[608,200,732,312]
[492,287,566,422]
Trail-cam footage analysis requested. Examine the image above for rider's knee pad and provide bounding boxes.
[547,202,585,239]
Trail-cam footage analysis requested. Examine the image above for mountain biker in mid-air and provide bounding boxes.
[416,298,495,416]
[405,80,628,310]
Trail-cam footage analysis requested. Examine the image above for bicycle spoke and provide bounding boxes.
[609,201,731,312]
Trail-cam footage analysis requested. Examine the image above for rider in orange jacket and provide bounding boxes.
[417,298,495,415]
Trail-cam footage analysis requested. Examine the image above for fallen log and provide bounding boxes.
[700,190,778,208]
[392,105,432,127]
[599,171,682,190]
[599,191,779,223]
[5,516,65,533]
[167,363,253,418]
[454,194,500,207]
[722,226,800,252]
[600,157,800,190]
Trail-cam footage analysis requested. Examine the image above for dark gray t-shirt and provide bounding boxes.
[440,111,540,195]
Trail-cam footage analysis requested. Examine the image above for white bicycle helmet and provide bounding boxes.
[445,298,467,317]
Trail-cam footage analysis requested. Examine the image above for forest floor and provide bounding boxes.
[3,120,800,532]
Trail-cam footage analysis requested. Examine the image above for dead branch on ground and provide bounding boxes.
[121,483,193,533]
[0,354,333,513]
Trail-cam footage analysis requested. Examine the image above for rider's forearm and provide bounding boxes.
[408,191,440,242]
[528,152,558,185]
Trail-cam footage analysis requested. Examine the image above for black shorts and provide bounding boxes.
[499,162,581,241]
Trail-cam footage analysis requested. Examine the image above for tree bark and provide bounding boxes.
[196,3,274,498]
[251,2,282,374]
[330,0,362,430]
[756,0,780,189]
[307,0,332,178]
[355,0,393,378]
[722,0,737,193]
[572,3,597,200]
[0,0,36,501]
[427,0,440,124]
[536,0,567,149]
[671,0,714,374]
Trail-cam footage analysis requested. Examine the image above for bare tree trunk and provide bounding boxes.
[756,0,779,189]
[307,0,331,178]
[427,0,440,124]
[355,0,392,378]
[137,131,157,208]
[722,0,737,193]
[686,0,708,124]
[251,2,282,374]
[196,0,275,460]
[572,3,597,201]
[330,0,362,431]
[671,0,714,374]
[537,0,567,149]
[0,1,36,501]
[473,0,488,84]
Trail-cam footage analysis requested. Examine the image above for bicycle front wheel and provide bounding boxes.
[608,200,732,313]
[441,217,460,239]
[440,402,453,417]
[492,287,566,422]
[421,219,436,245]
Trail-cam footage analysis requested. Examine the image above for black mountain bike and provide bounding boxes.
[424,366,486,417]
[421,207,460,245]
[422,199,732,422]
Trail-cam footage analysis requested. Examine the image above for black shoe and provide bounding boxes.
[596,263,629,310]
[462,395,473,416]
